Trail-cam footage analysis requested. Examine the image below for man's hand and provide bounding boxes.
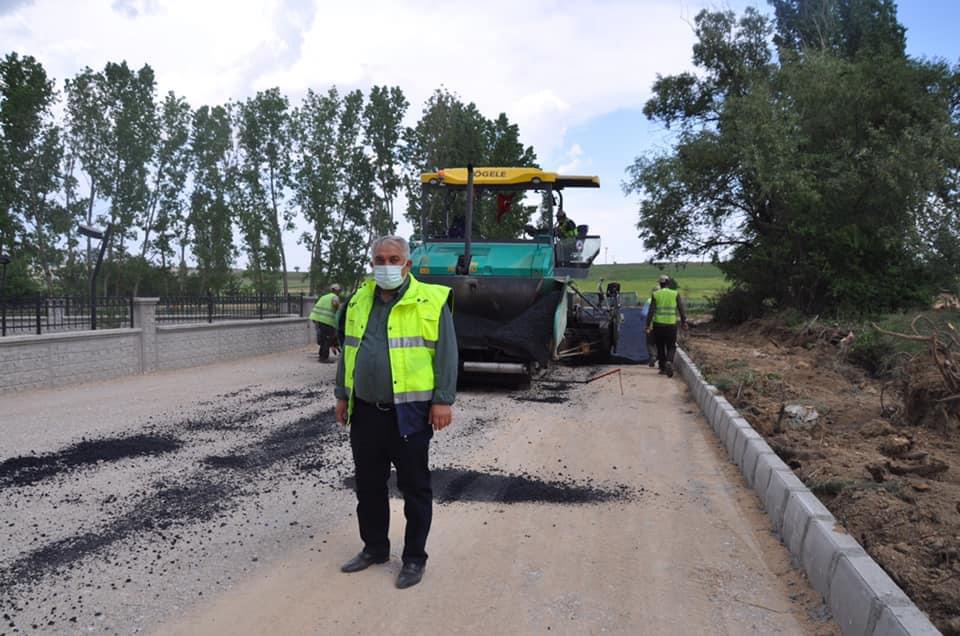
[681,321,690,331]
[336,399,348,425]
[430,404,453,431]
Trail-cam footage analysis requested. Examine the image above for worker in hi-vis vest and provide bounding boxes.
[645,275,688,378]
[309,283,342,362]
[334,235,457,590]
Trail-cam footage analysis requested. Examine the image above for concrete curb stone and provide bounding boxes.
[741,439,776,489]
[674,347,939,635]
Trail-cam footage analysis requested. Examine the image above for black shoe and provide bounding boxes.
[665,363,674,378]
[340,551,389,573]
[647,359,656,368]
[395,562,425,589]
[658,367,666,375]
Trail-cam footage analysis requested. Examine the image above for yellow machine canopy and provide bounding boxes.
[420,167,599,190]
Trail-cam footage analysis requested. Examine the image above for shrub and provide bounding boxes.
[710,287,768,324]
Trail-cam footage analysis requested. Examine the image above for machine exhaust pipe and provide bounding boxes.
[457,163,474,275]
[462,361,528,375]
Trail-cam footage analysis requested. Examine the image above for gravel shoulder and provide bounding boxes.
[1,349,836,634]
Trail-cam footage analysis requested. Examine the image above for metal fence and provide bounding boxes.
[0,296,134,337]
[156,294,304,325]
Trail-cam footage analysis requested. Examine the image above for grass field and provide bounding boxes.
[284,262,729,305]
[581,262,728,305]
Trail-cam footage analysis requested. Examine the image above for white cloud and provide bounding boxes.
[557,143,585,174]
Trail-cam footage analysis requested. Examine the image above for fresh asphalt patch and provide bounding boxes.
[342,467,637,505]
[0,477,232,594]
[0,434,183,489]
[0,385,343,630]
[510,395,568,404]
[0,375,632,633]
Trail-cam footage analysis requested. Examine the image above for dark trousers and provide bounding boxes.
[645,330,658,366]
[316,322,336,360]
[349,399,433,565]
[652,323,678,369]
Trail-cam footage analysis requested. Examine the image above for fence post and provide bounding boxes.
[299,293,304,317]
[36,296,42,335]
[207,291,214,324]
[1,295,5,337]
[130,295,135,328]
[133,297,159,374]
[258,294,263,320]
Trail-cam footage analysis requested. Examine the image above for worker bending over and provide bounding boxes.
[310,283,342,362]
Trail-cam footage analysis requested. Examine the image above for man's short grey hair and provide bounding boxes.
[371,235,410,261]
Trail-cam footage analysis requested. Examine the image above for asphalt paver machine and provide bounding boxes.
[411,165,622,378]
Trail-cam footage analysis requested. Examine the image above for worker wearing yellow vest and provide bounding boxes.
[309,283,342,362]
[334,235,457,590]
[645,275,688,378]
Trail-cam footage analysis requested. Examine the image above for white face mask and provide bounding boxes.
[374,264,405,290]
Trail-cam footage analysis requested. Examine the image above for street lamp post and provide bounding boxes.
[0,253,10,337]
[0,253,10,295]
[78,223,113,330]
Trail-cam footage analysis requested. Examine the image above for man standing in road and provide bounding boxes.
[645,275,688,377]
[334,235,457,589]
[310,283,342,362]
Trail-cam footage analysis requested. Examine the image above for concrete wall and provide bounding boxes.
[0,297,315,395]
[155,318,310,371]
[0,329,143,393]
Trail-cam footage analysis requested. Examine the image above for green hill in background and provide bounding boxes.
[582,262,728,305]
[285,262,728,305]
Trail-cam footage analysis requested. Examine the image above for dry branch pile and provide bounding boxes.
[873,316,960,431]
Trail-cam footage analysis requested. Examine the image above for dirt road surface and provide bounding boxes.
[0,348,836,635]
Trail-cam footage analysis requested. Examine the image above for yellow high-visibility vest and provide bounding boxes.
[652,288,679,325]
[310,293,339,327]
[342,275,451,434]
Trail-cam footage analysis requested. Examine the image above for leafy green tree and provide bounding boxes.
[327,89,375,290]
[292,87,340,294]
[190,104,236,293]
[235,88,293,295]
[625,4,960,315]
[100,62,159,281]
[0,53,66,291]
[134,91,190,294]
[64,66,112,274]
[363,85,408,239]
[402,88,537,239]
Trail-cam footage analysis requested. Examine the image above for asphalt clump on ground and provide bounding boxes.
[0,371,629,633]
[343,466,636,505]
[0,434,183,488]
[0,384,344,633]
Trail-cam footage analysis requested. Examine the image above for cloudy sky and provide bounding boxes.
[2,0,959,268]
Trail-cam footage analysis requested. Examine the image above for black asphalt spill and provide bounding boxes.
[0,434,183,488]
[343,467,635,505]
[0,478,230,593]
[0,386,342,627]
[0,379,633,631]
[510,394,568,404]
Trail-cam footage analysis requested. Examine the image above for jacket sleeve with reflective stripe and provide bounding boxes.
[431,303,457,405]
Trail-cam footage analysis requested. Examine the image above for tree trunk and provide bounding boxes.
[134,158,167,298]
[310,226,322,296]
[86,178,97,278]
[268,168,289,296]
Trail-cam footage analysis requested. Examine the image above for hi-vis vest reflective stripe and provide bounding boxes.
[652,288,679,325]
[310,293,338,327]
[342,275,451,433]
